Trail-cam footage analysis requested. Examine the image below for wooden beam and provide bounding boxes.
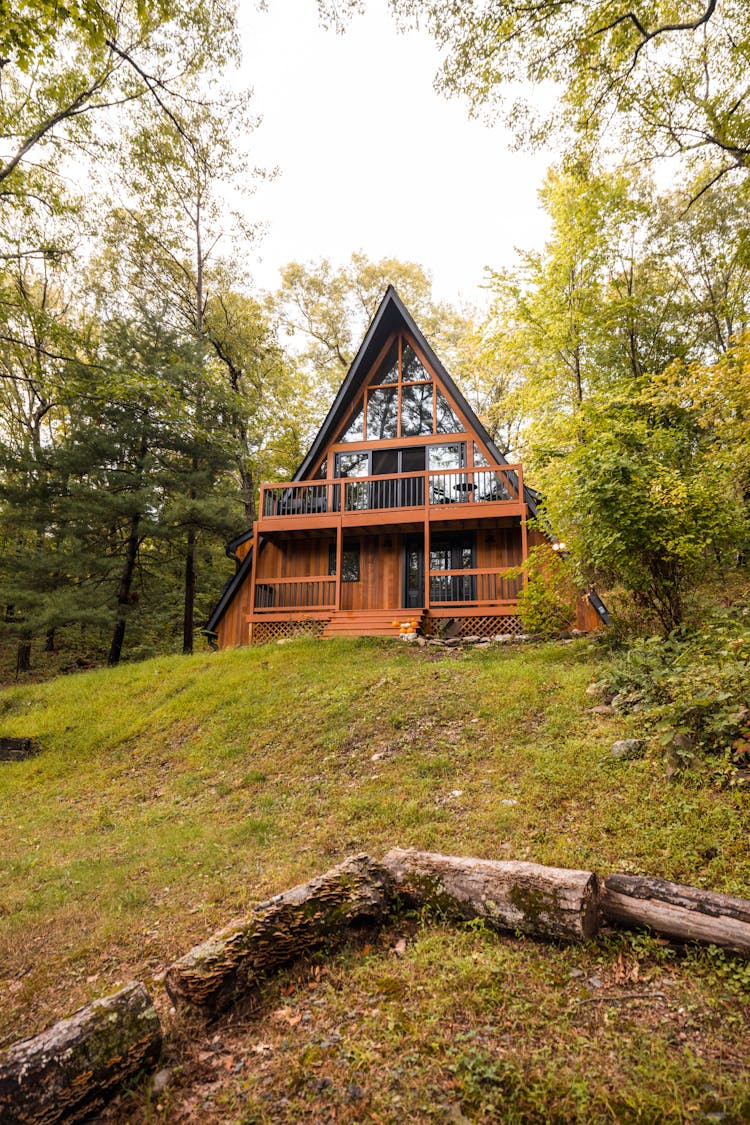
[334,520,343,612]
[247,522,259,645]
[423,515,430,609]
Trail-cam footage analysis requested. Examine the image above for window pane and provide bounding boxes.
[435,390,462,433]
[328,543,361,581]
[342,547,360,582]
[473,443,490,467]
[336,452,369,477]
[401,382,433,436]
[366,388,398,439]
[340,400,364,442]
[402,341,429,382]
[428,443,465,470]
[371,339,399,384]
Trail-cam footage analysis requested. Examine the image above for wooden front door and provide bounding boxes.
[403,535,424,609]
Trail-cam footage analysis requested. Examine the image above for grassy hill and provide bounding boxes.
[1,637,749,1122]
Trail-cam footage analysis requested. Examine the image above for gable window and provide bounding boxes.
[336,334,464,443]
[328,541,360,582]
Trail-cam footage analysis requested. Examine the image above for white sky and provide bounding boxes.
[237,0,554,308]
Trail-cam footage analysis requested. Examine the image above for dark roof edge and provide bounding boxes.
[293,285,400,482]
[206,545,255,634]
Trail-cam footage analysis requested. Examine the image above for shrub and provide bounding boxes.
[607,609,750,768]
[516,545,577,637]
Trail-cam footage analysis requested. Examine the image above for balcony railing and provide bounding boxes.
[428,567,521,605]
[254,575,336,612]
[260,466,522,521]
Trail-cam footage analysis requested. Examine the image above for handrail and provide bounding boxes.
[259,465,524,519]
[427,566,519,577]
[256,574,332,584]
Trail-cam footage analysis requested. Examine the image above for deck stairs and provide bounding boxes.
[322,609,427,638]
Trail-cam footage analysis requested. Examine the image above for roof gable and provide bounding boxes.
[294,285,512,480]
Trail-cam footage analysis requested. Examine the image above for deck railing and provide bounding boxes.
[251,569,520,611]
[428,567,521,606]
[254,575,336,612]
[260,466,522,520]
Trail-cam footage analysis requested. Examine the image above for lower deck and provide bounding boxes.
[215,519,604,646]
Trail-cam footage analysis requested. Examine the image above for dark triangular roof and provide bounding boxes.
[294,286,532,503]
[207,287,541,635]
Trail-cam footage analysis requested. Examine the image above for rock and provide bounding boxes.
[591,704,615,716]
[492,634,514,644]
[610,739,646,760]
[462,636,481,644]
[611,691,644,712]
[444,638,462,647]
[151,1068,172,1095]
[417,636,426,647]
[585,681,608,698]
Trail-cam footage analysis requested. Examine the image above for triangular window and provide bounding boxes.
[435,390,462,434]
[337,334,465,442]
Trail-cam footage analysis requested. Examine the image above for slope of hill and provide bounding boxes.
[1,637,748,1122]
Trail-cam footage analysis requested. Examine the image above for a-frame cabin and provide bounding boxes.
[208,287,606,646]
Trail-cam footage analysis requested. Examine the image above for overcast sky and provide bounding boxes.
[237,0,555,308]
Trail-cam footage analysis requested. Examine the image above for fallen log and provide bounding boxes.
[165,853,391,1012]
[0,982,161,1125]
[602,874,750,956]
[381,848,600,942]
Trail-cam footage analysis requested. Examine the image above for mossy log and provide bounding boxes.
[381,848,600,942]
[0,982,161,1125]
[165,853,391,1012]
[602,874,750,955]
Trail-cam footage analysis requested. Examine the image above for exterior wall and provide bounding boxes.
[341,535,402,611]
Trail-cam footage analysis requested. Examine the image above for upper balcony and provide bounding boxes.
[257,465,526,533]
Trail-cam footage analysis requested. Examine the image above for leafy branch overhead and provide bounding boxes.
[323,1,750,189]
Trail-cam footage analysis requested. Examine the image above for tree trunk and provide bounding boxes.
[165,854,390,1012]
[16,631,31,676]
[0,982,161,1125]
[602,874,750,955]
[183,522,196,655]
[107,510,141,667]
[45,627,55,653]
[381,849,600,943]
[107,432,148,666]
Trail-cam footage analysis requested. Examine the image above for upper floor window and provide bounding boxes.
[338,334,464,443]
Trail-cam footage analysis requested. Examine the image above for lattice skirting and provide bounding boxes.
[424,614,525,639]
[252,619,330,645]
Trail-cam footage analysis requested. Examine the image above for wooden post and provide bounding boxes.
[334,520,343,612]
[423,513,430,610]
[519,466,529,595]
[247,522,259,645]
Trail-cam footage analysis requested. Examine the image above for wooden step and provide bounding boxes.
[322,610,425,638]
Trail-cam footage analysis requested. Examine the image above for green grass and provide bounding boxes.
[1,637,749,1121]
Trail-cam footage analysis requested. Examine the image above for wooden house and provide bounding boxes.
[207,287,607,646]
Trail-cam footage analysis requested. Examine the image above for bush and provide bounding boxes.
[607,610,750,768]
[516,545,577,638]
